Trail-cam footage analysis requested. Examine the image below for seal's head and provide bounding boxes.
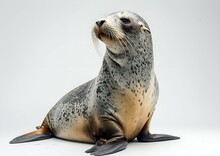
[92,11,151,54]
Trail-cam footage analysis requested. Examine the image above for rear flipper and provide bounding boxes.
[137,113,180,142]
[137,133,180,142]
[9,126,52,144]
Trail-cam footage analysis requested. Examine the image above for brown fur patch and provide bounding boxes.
[114,73,156,141]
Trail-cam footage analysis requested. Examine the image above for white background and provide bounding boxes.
[0,0,220,155]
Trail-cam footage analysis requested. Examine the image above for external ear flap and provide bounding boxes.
[142,26,151,33]
[139,22,151,33]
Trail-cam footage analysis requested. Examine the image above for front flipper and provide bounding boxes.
[85,118,127,156]
[86,137,127,156]
[137,114,180,142]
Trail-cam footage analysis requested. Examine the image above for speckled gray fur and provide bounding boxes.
[47,79,95,135]
[47,11,158,140]
[10,12,180,155]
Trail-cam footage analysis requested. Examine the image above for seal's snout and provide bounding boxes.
[96,19,105,27]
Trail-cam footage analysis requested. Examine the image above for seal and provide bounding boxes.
[10,11,180,155]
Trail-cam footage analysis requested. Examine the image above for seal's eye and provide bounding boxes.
[120,18,131,24]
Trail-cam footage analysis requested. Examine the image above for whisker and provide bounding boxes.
[92,30,104,58]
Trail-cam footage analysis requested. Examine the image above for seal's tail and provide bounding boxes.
[9,126,52,144]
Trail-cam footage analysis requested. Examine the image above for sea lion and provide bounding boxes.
[10,11,180,156]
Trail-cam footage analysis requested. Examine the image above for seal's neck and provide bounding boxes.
[100,44,154,91]
[105,40,154,68]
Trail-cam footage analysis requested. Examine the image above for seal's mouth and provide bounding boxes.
[93,24,118,44]
[92,24,125,51]
[92,25,128,55]
[98,32,114,41]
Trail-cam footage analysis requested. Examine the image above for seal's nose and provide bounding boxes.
[96,19,105,27]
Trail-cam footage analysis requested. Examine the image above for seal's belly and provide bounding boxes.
[115,74,157,141]
[56,117,94,143]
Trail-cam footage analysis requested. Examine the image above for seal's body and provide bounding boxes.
[10,11,179,156]
[47,57,157,143]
